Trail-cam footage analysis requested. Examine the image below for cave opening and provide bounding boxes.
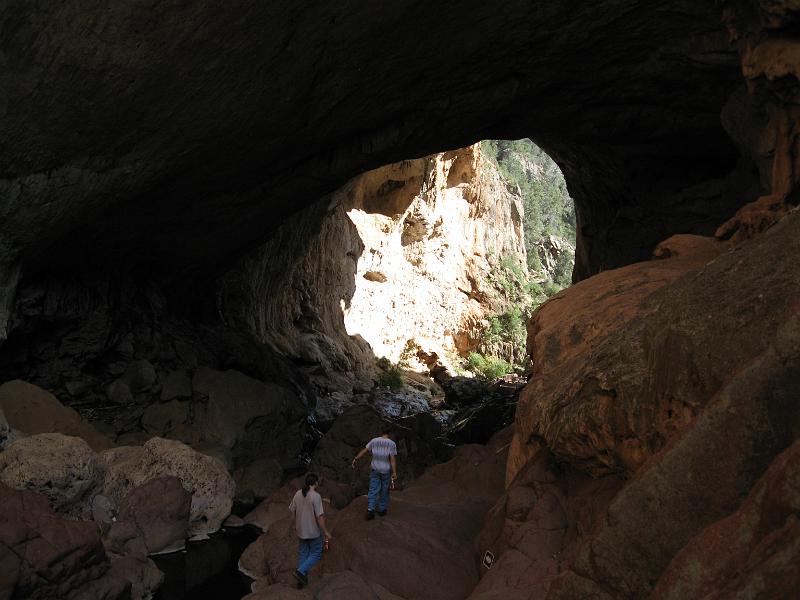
[340,139,576,391]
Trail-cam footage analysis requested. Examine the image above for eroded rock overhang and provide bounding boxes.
[1,1,750,304]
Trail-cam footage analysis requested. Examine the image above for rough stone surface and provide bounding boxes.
[547,311,800,599]
[535,235,574,282]
[141,398,190,438]
[324,441,507,599]
[651,439,800,600]
[0,433,104,516]
[511,217,800,482]
[160,368,192,402]
[244,570,404,600]
[0,1,749,297]
[234,457,284,500]
[0,485,162,600]
[487,211,800,599]
[191,367,305,469]
[117,476,191,555]
[341,145,527,362]
[469,446,623,600]
[101,437,235,538]
[244,499,293,533]
[310,405,446,501]
[0,380,114,451]
[242,435,507,598]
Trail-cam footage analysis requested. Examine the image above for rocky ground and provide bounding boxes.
[0,361,513,600]
[2,204,798,600]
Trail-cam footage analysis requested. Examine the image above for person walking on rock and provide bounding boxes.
[289,473,331,588]
[352,426,398,520]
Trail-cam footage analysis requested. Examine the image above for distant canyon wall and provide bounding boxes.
[219,144,528,394]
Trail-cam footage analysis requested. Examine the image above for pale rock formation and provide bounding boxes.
[218,145,527,396]
[342,144,527,364]
[535,234,574,281]
[101,437,236,538]
[0,433,104,517]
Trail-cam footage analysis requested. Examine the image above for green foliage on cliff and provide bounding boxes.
[464,140,576,380]
[376,356,404,390]
[482,138,576,285]
[468,352,514,380]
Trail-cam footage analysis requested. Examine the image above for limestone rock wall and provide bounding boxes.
[218,145,527,394]
[342,144,527,363]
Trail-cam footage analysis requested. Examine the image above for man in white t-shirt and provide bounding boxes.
[352,426,398,520]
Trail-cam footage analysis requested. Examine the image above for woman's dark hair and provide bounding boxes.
[302,472,319,497]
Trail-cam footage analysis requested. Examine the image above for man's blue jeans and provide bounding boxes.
[297,535,324,575]
[367,469,391,512]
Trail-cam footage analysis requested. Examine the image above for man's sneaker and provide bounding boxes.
[377,510,387,517]
[365,510,375,520]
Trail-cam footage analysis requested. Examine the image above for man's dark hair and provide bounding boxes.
[381,426,391,435]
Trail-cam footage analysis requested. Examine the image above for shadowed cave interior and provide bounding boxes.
[1,2,800,600]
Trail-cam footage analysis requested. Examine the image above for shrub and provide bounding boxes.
[468,352,514,380]
[376,357,404,390]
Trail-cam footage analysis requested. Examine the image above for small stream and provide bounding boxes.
[152,526,260,600]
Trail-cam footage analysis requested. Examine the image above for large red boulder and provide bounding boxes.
[0,485,162,600]
[117,476,191,555]
[486,210,800,599]
[322,436,508,600]
[651,439,800,599]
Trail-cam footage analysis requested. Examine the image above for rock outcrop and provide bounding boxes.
[0,485,163,600]
[189,367,305,469]
[241,429,509,598]
[102,437,236,539]
[219,144,527,397]
[0,380,113,451]
[485,209,800,598]
[509,223,799,481]
[341,144,527,362]
[535,235,574,282]
[114,476,191,555]
[0,433,104,517]
[651,439,800,600]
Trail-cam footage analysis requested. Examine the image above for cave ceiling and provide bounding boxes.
[1,1,749,290]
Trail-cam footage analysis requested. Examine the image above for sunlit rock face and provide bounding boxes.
[219,144,527,393]
[342,144,526,363]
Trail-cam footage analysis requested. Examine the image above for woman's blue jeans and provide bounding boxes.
[297,535,324,575]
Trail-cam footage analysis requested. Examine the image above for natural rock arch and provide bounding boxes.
[0,1,766,308]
